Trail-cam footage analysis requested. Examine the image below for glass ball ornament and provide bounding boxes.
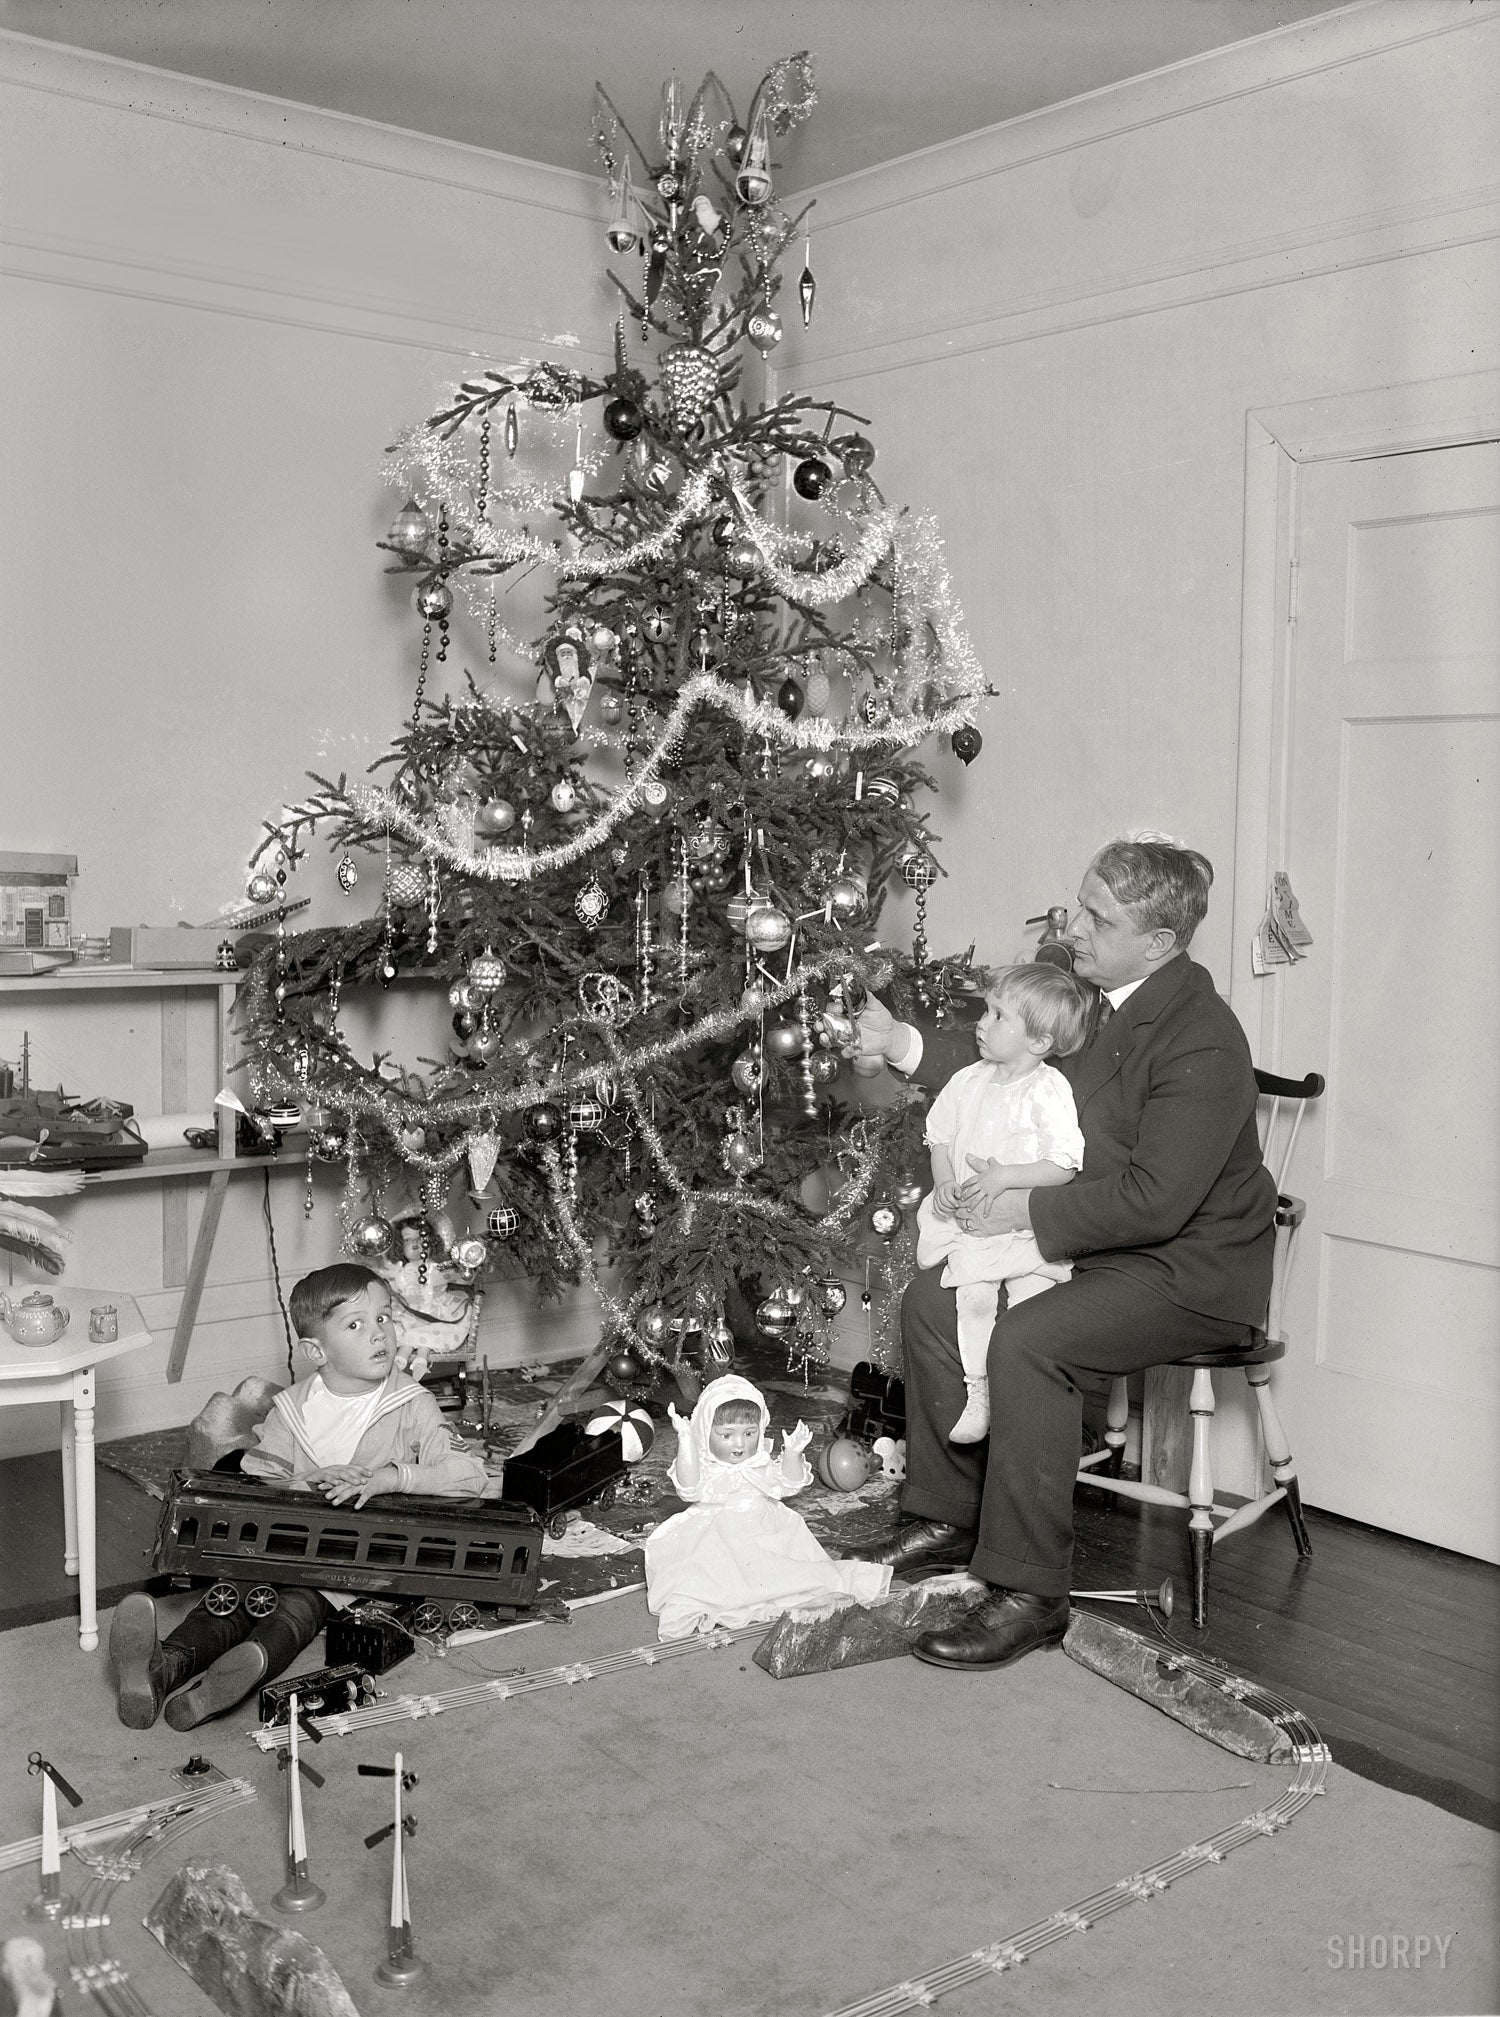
[415,579,453,621]
[723,1131,761,1177]
[474,798,517,840]
[793,456,833,500]
[525,1101,562,1141]
[762,1019,806,1060]
[348,1213,393,1258]
[386,497,432,556]
[746,307,782,354]
[637,1306,671,1347]
[599,692,624,726]
[566,1097,604,1132]
[336,853,359,893]
[816,1276,848,1316]
[550,778,577,813]
[245,870,278,907]
[607,1347,646,1384]
[805,753,836,791]
[452,1009,477,1040]
[486,1203,519,1238]
[776,676,805,719]
[633,1191,658,1226]
[387,862,426,906]
[808,1049,842,1085]
[725,892,756,935]
[824,875,868,924]
[951,724,983,765]
[860,690,893,728]
[755,1291,795,1337]
[727,538,760,577]
[640,778,671,818]
[469,1024,504,1063]
[744,902,792,953]
[591,624,618,656]
[900,851,938,892]
[832,433,876,476]
[730,1049,763,1096]
[711,514,737,547]
[448,980,474,1011]
[603,396,644,441]
[451,1236,488,1273]
[468,948,508,994]
[868,1201,900,1240]
[643,606,671,643]
[863,775,900,805]
[893,1170,926,1210]
[725,122,748,163]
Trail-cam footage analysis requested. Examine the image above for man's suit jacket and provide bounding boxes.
[907,958,1276,1327]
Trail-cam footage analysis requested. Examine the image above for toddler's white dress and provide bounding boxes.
[644,1374,892,1641]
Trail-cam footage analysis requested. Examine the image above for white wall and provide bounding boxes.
[779,0,1499,992]
[0,36,618,1452]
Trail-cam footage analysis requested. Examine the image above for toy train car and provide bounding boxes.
[152,1470,544,1628]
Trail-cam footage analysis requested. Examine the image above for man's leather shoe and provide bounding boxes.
[912,1588,1070,1670]
[856,1518,977,1577]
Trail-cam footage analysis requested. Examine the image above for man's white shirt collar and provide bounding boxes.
[1103,977,1148,1010]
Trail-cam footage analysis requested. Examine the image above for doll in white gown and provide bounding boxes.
[644,1373,892,1641]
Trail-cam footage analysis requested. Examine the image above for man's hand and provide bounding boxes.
[955,1159,1032,1235]
[931,1179,963,1219]
[849,996,898,1077]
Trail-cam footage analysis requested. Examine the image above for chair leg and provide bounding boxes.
[1104,1376,1129,1477]
[1246,1364,1312,1558]
[1187,1368,1216,1629]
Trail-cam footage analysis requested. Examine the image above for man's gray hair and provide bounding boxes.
[1090,835,1214,946]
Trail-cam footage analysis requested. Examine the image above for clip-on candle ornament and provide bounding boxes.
[25,1751,82,1922]
[799,234,817,328]
[272,1691,327,1913]
[360,1755,423,1987]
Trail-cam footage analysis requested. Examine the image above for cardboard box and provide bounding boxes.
[110,925,228,970]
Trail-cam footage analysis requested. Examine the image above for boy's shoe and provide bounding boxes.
[110,1592,177,1729]
[164,1641,269,1731]
[949,1378,991,1444]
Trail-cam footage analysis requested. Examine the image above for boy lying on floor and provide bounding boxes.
[109,1263,487,1731]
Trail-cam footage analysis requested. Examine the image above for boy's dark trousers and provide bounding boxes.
[163,1586,330,1695]
[113,1585,330,1728]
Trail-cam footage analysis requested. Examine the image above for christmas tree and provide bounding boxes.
[239,54,987,1402]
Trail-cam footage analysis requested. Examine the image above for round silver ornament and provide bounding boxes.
[452,1236,488,1271]
[566,1097,604,1132]
[832,433,876,476]
[727,538,760,577]
[526,1101,562,1141]
[474,798,516,840]
[755,1292,795,1337]
[744,903,792,953]
[638,1306,671,1347]
[746,308,782,354]
[723,1131,761,1176]
[486,1203,519,1238]
[805,753,836,790]
[863,776,901,805]
[824,875,868,924]
[386,498,432,556]
[808,1050,842,1085]
[868,1201,900,1239]
[730,1050,763,1096]
[900,851,938,892]
[448,980,474,1012]
[468,948,507,994]
[415,580,453,621]
[245,870,278,907]
[643,606,671,643]
[387,862,426,905]
[348,1213,393,1258]
[763,1020,806,1061]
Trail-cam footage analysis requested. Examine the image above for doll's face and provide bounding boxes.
[707,1412,759,1464]
[398,1225,426,1262]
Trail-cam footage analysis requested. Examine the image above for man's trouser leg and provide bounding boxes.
[969,1268,1251,1597]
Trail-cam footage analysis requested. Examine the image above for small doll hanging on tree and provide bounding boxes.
[372,1212,484,1379]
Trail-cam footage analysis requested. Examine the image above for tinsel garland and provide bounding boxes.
[245,945,882,1171]
[338,669,976,887]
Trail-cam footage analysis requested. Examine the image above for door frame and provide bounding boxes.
[1230,368,1500,1058]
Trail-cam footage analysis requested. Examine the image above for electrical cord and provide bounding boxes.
[262,1167,295,1378]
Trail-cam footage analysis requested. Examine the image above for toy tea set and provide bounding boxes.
[0,1291,117,1347]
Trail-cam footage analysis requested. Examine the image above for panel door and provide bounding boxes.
[1275,442,1499,1560]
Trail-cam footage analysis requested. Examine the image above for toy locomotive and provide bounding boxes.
[152,1470,544,1630]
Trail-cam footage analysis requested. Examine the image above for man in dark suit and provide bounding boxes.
[851,838,1277,1669]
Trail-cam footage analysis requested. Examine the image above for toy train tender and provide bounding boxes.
[152,1470,544,1630]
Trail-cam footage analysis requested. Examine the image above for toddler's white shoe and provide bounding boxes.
[949,1377,991,1444]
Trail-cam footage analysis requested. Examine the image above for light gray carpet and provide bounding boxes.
[1,1598,1495,2016]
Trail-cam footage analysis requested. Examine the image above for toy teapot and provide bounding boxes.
[0,1290,71,1346]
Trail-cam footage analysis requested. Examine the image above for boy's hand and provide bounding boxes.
[307,1465,367,1495]
[931,1179,963,1219]
[324,1463,402,1508]
[782,1421,813,1456]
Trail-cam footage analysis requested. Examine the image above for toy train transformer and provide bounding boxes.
[152,1470,544,1627]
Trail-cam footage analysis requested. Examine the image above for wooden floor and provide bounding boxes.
[2,1442,1496,1831]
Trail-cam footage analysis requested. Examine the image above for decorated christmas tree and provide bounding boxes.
[238,54,987,1401]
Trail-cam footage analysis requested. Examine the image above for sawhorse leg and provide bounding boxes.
[165,1168,230,1385]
